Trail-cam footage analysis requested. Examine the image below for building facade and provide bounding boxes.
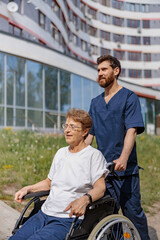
[0,0,160,133]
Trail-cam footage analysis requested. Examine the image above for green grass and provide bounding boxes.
[136,134,160,211]
[0,129,160,212]
[0,129,67,196]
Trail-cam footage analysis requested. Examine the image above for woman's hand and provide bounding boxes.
[63,195,89,217]
[14,186,30,203]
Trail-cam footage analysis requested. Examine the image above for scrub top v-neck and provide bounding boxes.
[89,87,144,176]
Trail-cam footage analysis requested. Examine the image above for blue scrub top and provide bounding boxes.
[89,87,144,176]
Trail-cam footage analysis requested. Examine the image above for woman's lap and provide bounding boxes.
[9,210,76,240]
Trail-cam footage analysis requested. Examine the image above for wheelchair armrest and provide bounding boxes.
[89,194,111,208]
[23,190,50,200]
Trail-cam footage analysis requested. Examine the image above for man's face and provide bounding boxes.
[97,61,119,88]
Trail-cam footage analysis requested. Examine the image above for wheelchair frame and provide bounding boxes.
[12,190,141,240]
[12,163,141,239]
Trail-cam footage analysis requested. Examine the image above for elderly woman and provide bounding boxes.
[9,108,108,240]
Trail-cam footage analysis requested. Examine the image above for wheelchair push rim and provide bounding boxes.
[88,214,141,240]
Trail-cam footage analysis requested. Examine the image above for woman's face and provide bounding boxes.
[64,117,87,146]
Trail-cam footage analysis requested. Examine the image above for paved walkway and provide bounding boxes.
[0,200,159,240]
[0,200,20,240]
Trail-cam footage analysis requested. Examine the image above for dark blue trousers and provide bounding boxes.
[106,174,150,240]
[9,210,81,240]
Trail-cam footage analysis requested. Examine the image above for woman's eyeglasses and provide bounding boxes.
[62,124,82,131]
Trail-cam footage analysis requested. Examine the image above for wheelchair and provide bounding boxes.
[12,164,141,240]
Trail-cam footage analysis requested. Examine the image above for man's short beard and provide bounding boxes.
[98,75,114,88]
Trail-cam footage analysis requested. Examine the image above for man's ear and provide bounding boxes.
[114,67,120,77]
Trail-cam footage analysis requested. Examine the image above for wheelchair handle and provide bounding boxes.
[106,162,121,180]
[106,162,115,173]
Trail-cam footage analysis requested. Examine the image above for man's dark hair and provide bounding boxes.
[97,55,121,79]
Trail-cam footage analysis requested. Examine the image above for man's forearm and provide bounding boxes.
[121,128,137,161]
[114,128,137,171]
[85,134,94,145]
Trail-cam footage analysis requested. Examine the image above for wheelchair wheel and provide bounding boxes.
[88,214,141,240]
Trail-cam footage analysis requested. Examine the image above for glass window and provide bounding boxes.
[72,74,82,109]
[113,17,124,27]
[28,110,43,128]
[16,109,25,126]
[0,53,4,104]
[113,34,124,43]
[0,107,4,126]
[143,20,150,28]
[127,19,140,28]
[61,116,66,129]
[143,37,150,45]
[112,0,124,10]
[60,71,71,112]
[144,70,151,78]
[9,23,23,37]
[27,61,43,109]
[83,78,91,111]
[143,53,151,61]
[128,52,141,61]
[92,81,99,98]
[7,108,13,126]
[127,36,141,45]
[139,97,146,124]
[7,55,25,107]
[135,4,140,12]
[120,69,126,78]
[142,4,149,13]
[100,0,110,7]
[99,13,110,24]
[45,113,57,129]
[129,69,141,78]
[45,66,58,110]
[38,11,46,29]
[100,30,110,41]
[146,100,154,124]
[114,50,125,60]
[101,48,111,55]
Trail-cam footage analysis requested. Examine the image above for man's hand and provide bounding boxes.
[15,186,30,203]
[63,195,89,218]
[113,158,127,171]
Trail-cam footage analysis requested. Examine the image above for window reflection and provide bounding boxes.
[27,61,43,108]
[7,55,25,107]
[28,110,43,128]
[0,53,4,104]
[0,107,4,126]
[92,81,99,98]
[45,112,57,129]
[83,78,91,111]
[45,66,58,110]
[72,74,82,109]
[139,97,146,124]
[16,109,25,127]
[61,116,66,129]
[7,108,13,126]
[60,71,71,112]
